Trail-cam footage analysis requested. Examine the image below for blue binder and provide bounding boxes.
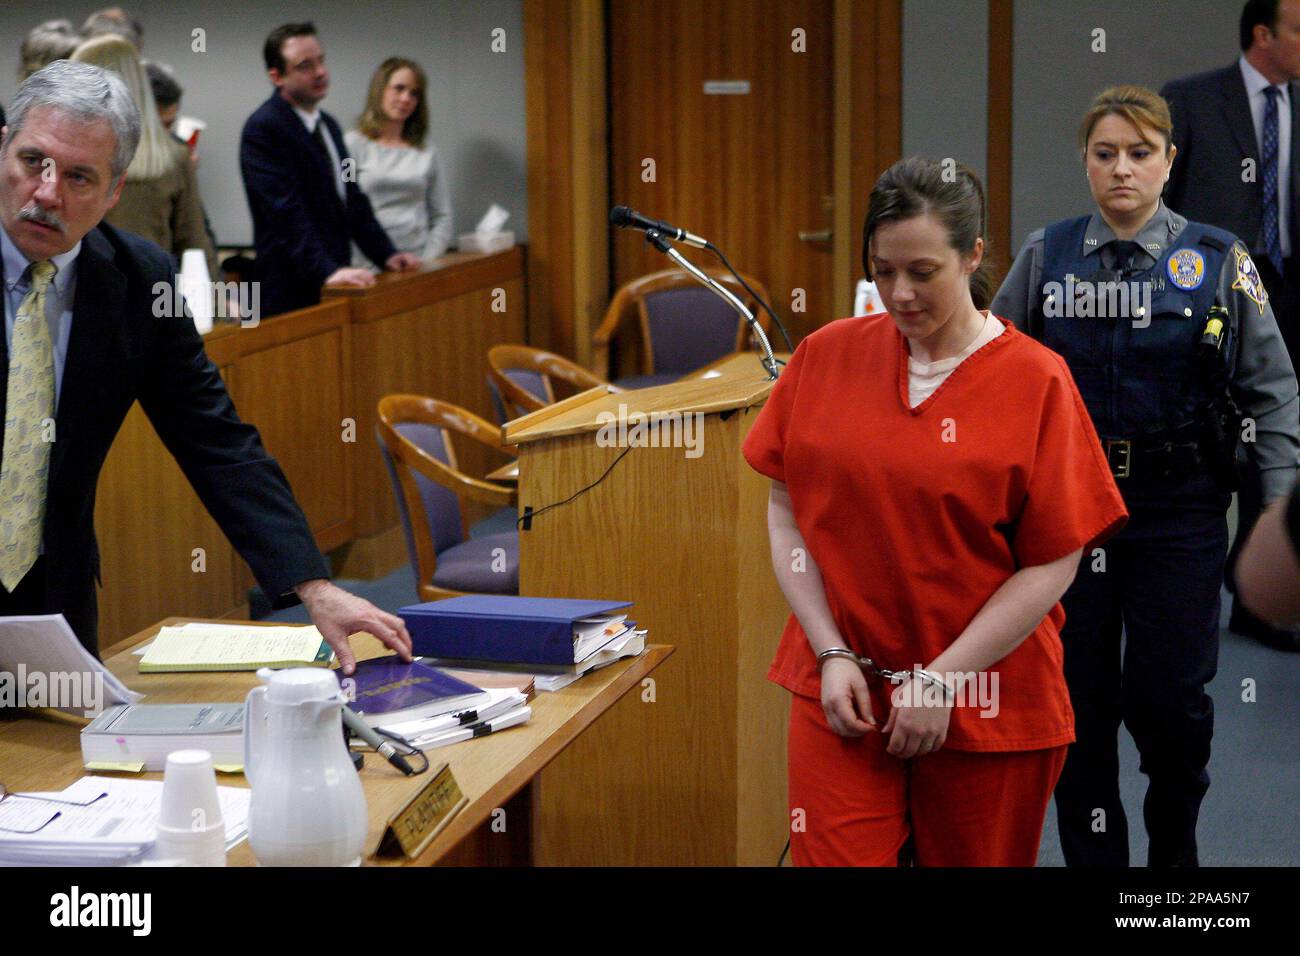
[399,595,633,666]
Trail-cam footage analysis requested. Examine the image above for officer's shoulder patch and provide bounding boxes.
[1167,248,1206,290]
[1231,246,1269,315]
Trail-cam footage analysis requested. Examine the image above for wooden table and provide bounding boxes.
[0,619,670,866]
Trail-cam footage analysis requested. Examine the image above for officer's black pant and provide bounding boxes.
[1053,473,1229,867]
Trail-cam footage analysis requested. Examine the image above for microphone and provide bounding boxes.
[610,205,709,249]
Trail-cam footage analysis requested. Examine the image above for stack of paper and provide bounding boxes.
[366,687,532,750]
[81,703,245,772]
[0,776,249,866]
[0,614,141,716]
[137,622,334,672]
[535,628,648,691]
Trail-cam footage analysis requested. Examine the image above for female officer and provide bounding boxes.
[990,85,1300,868]
[743,157,1127,866]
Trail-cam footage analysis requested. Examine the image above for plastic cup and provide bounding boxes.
[158,749,222,829]
[155,749,226,866]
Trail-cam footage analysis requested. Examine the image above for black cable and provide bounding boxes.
[373,728,430,775]
[778,837,790,867]
[705,241,795,353]
[516,444,635,530]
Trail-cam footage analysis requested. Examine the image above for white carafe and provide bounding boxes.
[244,668,367,866]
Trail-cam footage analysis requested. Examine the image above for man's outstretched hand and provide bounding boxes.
[293,578,413,675]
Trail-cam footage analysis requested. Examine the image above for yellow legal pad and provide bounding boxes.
[137,623,334,673]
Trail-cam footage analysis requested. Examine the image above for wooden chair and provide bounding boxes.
[591,268,772,387]
[376,395,518,601]
[486,344,619,422]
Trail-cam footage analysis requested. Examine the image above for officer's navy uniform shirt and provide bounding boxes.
[990,202,1300,500]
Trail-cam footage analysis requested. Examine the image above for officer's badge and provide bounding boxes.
[1231,246,1269,315]
[1166,248,1205,290]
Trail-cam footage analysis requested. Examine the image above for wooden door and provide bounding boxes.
[609,0,835,347]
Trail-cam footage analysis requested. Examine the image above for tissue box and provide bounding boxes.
[458,230,515,254]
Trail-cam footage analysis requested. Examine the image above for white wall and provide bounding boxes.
[903,0,989,184]
[1010,0,1241,250]
[0,0,528,246]
[901,0,1244,259]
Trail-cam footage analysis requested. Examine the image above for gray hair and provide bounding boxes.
[18,19,79,82]
[4,60,142,183]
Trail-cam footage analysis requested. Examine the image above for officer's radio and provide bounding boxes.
[1199,305,1228,355]
[1195,305,1244,491]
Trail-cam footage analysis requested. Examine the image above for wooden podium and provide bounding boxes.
[504,354,792,866]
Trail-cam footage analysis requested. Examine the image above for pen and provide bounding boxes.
[341,703,415,775]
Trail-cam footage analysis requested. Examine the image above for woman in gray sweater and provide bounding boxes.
[346,57,453,266]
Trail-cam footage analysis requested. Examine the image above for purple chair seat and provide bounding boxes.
[430,531,519,594]
[487,368,548,424]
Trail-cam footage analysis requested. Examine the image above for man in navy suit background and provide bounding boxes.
[240,22,421,318]
[0,60,412,674]
[1162,0,1300,647]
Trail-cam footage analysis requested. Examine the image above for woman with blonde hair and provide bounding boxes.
[71,33,219,280]
[346,57,452,266]
[991,85,1299,867]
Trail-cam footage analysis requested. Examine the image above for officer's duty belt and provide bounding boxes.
[1103,436,1203,480]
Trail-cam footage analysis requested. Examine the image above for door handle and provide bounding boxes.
[798,229,832,243]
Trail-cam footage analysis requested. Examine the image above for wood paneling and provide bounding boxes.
[345,274,525,538]
[93,253,526,646]
[516,364,790,865]
[523,0,607,366]
[609,0,834,345]
[225,301,354,553]
[94,401,239,649]
[839,0,903,314]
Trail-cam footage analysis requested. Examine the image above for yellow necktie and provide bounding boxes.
[1,260,58,592]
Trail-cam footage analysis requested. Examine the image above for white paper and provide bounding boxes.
[179,249,214,334]
[0,776,250,864]
[378,687,527,740]
[474,203,510,238]
[0,614,141,715]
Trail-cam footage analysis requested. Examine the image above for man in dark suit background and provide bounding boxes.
[1162,0,1300,647]
[240,22,421,318]
[0,60,411,674]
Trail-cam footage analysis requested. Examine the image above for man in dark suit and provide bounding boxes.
[0,60,411,674]
[1162,0,1300,647]
[240,22,421,318]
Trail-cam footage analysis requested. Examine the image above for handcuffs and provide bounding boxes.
[816,647,956,704]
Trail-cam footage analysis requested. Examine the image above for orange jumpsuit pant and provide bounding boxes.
[788,692,1068,866]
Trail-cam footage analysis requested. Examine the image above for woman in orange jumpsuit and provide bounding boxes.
[742,157,1128,866]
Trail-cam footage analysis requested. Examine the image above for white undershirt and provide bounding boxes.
[907,312,1005,408]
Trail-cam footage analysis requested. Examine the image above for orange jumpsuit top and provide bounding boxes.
[743,313,1128,752]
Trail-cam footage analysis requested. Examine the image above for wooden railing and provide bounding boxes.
[93,247,526,645]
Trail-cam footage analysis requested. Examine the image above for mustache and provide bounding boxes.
[18,203,67,233]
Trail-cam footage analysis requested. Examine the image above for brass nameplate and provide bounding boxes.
[379,763,468,859]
